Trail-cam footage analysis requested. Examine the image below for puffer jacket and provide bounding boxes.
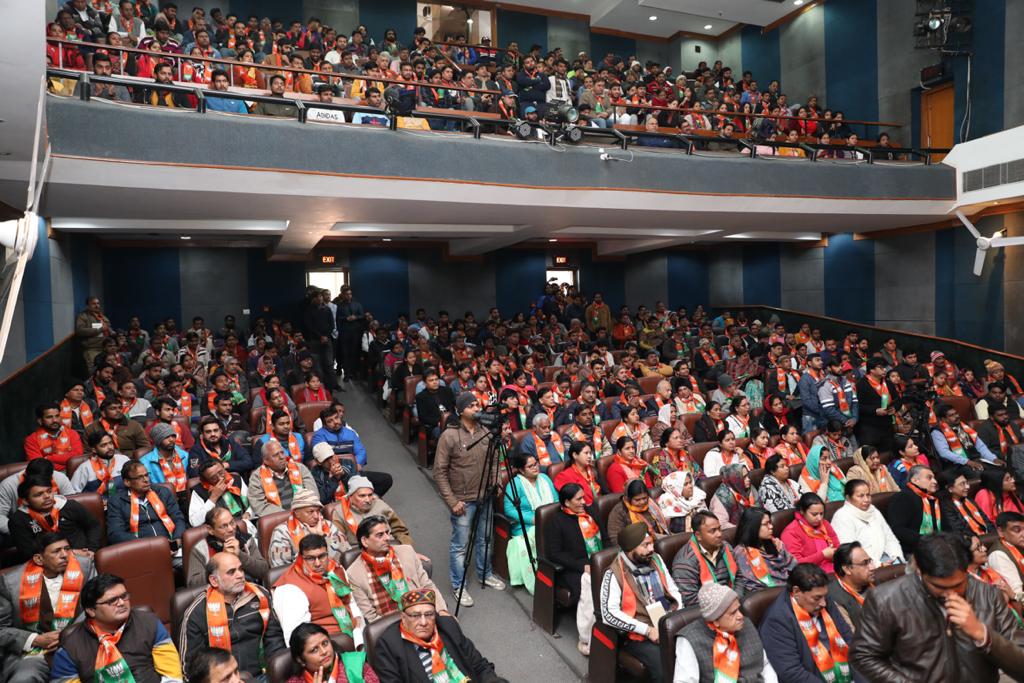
[433,419,498,509]
[850,573,1024,682]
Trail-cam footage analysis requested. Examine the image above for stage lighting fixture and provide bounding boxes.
[545,102,579,125]
[511,119,532,140]
[563,125,583,144]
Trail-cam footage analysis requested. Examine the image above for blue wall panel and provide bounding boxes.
[823,234,874,324]
[497,10,548,53]
[348,248,410,324]
[69,235,92,314]
[740,26,780,86]
[102,247,181,330]
[934,227,1004,348]
[579,253,625,312]
[359,0,416,53]
[494,250,546,317]
[666,251,709,312]
[824,0,878,122]
[953,0,1005,141]
[589,32,636,63]
[22,218,53,358]
[741,244,781,307]
[246,249,307,326]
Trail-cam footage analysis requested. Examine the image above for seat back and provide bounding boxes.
[872,491,895,517]
[543,366,561,383]
[291,384,307,406]
[939,394,976,421]
[266,564,288,587]
[298,401,331,433]
[181,525,208,576]
[248,406,263,434]
[66,455,89,479]
[771,508,797,538]
[258,510,291,557]
[741,585,784,627]
[874,563,907,585]
[341,547,361,568]
[547,461,567,482]
[170,585,204,648]
[659,606,703,677]
[534,503,559,561]
[596,454,615,489]
[594,494,621,542]
[688,442,716,470]
[748,467,766,488]
[67,492,107,545]
[364,613,400,668]
[601,419,622,443]
[404,376,420,405]
[267,650,295,683]
[95,537,175,624]
[698,476,721,499]
[680,412,702,436]
[655,532,691,566]
[0,462,27,481]
[824,499,844,521]
[638,376,662,395]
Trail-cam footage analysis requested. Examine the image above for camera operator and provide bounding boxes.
[433,392,506,609]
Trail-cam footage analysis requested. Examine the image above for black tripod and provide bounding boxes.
[454,414,537,616]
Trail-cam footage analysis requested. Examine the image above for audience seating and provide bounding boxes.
[402,377,420,443]
[0,462,26,481]
[594,493,621,543]
[363,613,400,669]
[740,585,785,627]
[66,492,106,545]
[547,461,567,481]
[588,547,647,683]
[637,376,662,395]
[169,585,204,648]
[658,605,704,680]
[341,547,361,567]
[257,510,291,557]
[298,401,331,433]
[698,476,721,499]
[654,532,691,570]
[532,503,574,633]
[680,413,702,438]
[95,536,176,625]
[874,563,908,584]
[267,650,294,683]
[65,455,88,479]
[596,454,615,490]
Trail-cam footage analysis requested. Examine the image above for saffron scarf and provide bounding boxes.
[865,374,891,409]
[907,481,941,534]
[563,507,603,557]
[19,553,84,630]
[205,582,269,649]
[89,620,137,683]
[996,423,1021,456]
[532,431,565,467]
[572,464,601,501]
[940,421,978,459]
[361,548,410,606]
[613,452,654,484]
[60,399,93,429]
[26,506,60,533]
[99,420,120,449]
[89,456,118,495]
[287,514,335,550]
[259,463,303,507]
[616,555,674,642]
[568,425,604,455]
[829,380,851,414]
[129,489,175,535]
[36,428,75,459]
[836,578,867,606]
[743,546,775,587]
[709,623,741,683]
[157,452,187,493]
[689,536,736,586]
[954,498,988,535]
[795,512,836,549]
[623,499,668,536]
[201,438,232,463]
[298,557,356,636]
[399,622,469,683]
[790,597,851,683]
[777,440,808,466]
[201,478,247,517]
[334,488,359,536]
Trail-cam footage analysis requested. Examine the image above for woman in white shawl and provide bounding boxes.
[657,469,707,533]
[830,478,905,566]
[651,403,695,448]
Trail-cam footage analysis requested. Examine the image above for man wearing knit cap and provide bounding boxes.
[139,421,190,501]
[674,583,778,682]
[266,488,348,568]
[434,392,505,608]
[332,474,414,546]
[372,588,507,682]
[599,521,682,681]
[308,440,351,504]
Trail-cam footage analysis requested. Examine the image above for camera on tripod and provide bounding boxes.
[475,408,506,431]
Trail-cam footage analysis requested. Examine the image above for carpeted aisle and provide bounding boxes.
[340,381,587,681]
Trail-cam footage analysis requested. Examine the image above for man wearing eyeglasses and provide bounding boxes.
[827,542,875,631]
[106,461,186,568]
[371,588,507,682]
[50,573,183,683]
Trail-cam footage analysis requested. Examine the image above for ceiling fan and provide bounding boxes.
[955,210,1024,276]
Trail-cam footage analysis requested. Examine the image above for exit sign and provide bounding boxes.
[321,255,336,264]
[554,255,569,265]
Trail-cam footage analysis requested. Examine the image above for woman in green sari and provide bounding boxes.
[503,451,557,594]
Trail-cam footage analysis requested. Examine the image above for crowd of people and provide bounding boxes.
[2,268,1024,682]
[44,1,906,152]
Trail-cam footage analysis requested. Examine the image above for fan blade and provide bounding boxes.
[956,211,982,239]
[991,236,1024,247]
[973,248,987,276]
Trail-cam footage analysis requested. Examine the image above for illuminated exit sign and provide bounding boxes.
[321,255,336,264]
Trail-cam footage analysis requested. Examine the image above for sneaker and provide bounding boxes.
[577,641,590,657]
[454,589,474,607]
[482,575,506,591]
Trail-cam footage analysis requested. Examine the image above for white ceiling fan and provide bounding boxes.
[955,210,1024,276]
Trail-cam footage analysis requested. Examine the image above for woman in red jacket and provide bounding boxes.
[605,435,656,494]
[553,441,602,506]
[780,492,840,574]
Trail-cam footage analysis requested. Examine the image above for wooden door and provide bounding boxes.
[921,82,954,163]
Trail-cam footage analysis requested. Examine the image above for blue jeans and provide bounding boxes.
[802,413,822,433]
[449,499,493,590]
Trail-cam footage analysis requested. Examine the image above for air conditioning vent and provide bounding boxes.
[962,159,1024,193]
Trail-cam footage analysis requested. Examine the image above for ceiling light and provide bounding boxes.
[180,235,191,240]
[794,0,804,5]
[704,24,713,30]
[648,15,657,21]
[548,238,558,242]
[467,18,473,24]
[382,238,392,242]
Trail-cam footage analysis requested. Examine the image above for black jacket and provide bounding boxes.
[415,386,456,429]
[977,419,1023,460]
[884,489,941,557]
[9,499,102,562]
[372,615,504,683]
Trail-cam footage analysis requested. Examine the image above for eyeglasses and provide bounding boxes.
[96,591,131,606]
[302,553,329,563]
[405,610,437,622]
[849,559,873,568]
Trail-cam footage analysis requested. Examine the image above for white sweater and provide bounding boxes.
[830,502,905,565]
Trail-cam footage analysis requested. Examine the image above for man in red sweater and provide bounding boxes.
[24,402,83,471]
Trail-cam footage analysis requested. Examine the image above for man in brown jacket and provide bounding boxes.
[347,515,447,623]
[433,392,505,608]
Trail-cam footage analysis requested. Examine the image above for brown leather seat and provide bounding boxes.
[532,502,573,633]
[748,467,766,488]
[641,447,660,464]
[595,454,615,490]
[248,406,264,434]
[638,376,663,395]
[588,547,637,683]
[594,493,621,543]
[836,457,854,473]
[66,492,107,545]
[659,605,704,677]
[547,461,567,481]
[401,377,420,443]
[258,510,291,558]
[290,384,306,405]
[95,537,175,625]
[771,508,797,538]
[267,650,295,683]
[0,462,26,481]
[298,401,331,434]
[939,394,976,421]
[874,563,907,584]
[265,564,288,588]
[170,585,204,648]
[364,612,400,667]
[824,499,844,521]
[341,547,361,568]
[181,526,208,576]
[741,585,784,627]
[698,475,721,499]
[803,430,819,446]
[872,491,895,517]
[65,456,89,479]
[681,412,702,436]
[601,419,622,443]
[543,366,561,383]
[688,442,716,471]
[655,532,691,567]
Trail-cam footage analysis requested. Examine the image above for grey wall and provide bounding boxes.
[779,3,827,106]
[547,17,590,64]
[636,39,671,71]
[49,232,76,342]
[406,250,496,320]
[874,233,936,335]
[1005,212,1024,353]
[179,248,250,330]
[780,245,824,314]
[1006,0,1024,129]
[671,36,718,74]
[625,253,667,307]
[876,0,936,147]
[709,251,742,307]
[717,30,742,74]
[304,0,360,37]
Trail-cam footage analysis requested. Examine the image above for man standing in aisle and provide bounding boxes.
[336,285,364,384]
[433,393,506,608]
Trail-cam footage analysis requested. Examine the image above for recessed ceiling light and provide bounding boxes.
[382,238,392,242]
[180,235,191,240]
[704,24,713,29]
[548,238,558,242]
[794,0,804,5]
[648,15,657,21]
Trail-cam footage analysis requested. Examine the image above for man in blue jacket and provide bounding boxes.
[759,563,862,683]
[799,353,827,432]
[515,55,550,116]
[107,460,186,567]
[310,405,393,496]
